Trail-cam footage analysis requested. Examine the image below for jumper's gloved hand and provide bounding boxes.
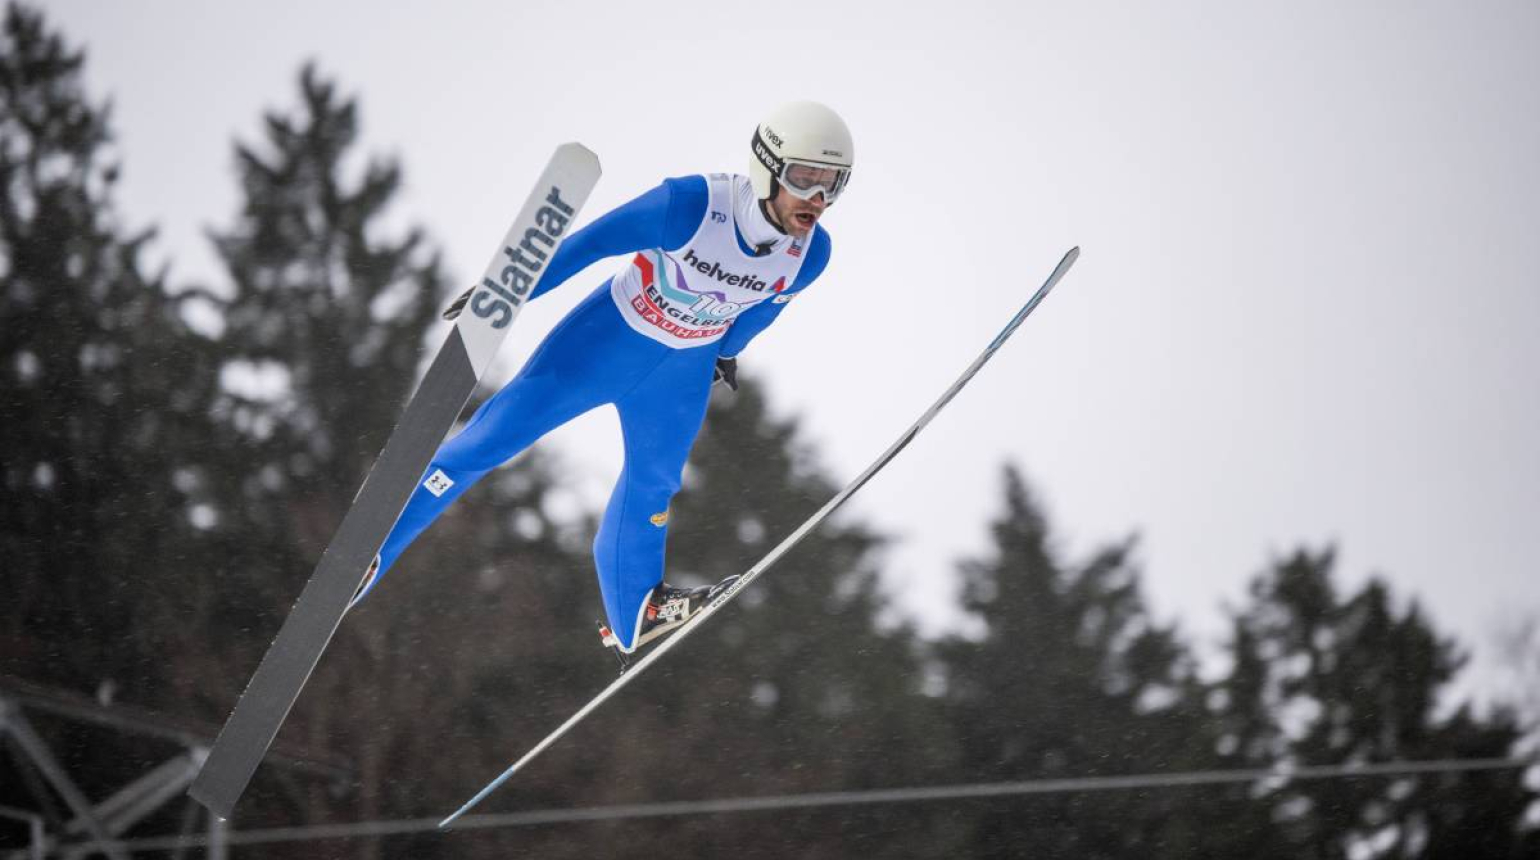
[442,286,474,320]
[713,356,739,391]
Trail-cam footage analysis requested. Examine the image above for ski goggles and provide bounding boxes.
[752,130,852,202]
[779,161,851,202]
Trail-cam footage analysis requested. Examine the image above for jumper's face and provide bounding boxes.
[766,185,827,239]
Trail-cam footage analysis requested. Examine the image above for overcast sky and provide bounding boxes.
[46,1,1538,697]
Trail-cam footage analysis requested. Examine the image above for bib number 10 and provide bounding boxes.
[691,295,743,319]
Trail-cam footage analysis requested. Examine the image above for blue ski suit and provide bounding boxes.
[364,173,831,651]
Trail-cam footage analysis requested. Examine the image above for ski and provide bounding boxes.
[438,246,1081,829]
[188,143,602,821]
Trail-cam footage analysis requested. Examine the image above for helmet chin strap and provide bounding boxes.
[758,178,790,243]
[758,198,786,238]
[741,177,789,255]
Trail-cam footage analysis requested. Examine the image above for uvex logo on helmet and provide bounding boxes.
[752,135,784,177]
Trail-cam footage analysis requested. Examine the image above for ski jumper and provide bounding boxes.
[363,174,832,651]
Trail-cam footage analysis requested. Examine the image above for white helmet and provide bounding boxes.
[749,101,854,202]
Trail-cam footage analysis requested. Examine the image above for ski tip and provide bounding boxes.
[1046,247,1080,282]
[553,141,602,173]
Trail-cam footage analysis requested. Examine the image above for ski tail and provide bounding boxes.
[437,246,1080,829]
[188,143,602,820]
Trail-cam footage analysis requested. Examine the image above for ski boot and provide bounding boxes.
[348,554,382,611]
[598,576,740,665]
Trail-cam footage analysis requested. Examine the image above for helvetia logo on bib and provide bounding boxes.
[681,248,771,292]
